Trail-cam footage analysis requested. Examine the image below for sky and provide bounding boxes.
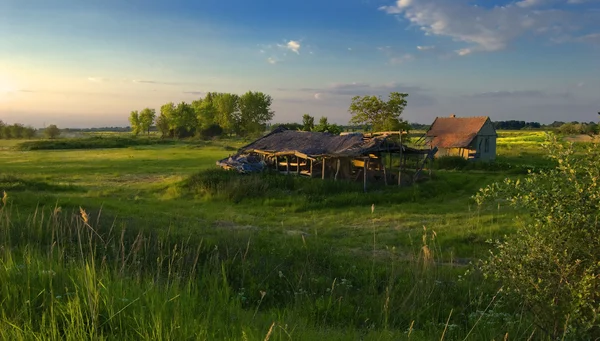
[0,0,599,128]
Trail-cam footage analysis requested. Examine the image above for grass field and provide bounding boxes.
[0,130,587,340]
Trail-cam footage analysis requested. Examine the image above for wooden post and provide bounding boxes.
[322,158,326,180]
[363,157,369,192]
[310,159,313,178]
[296,156,301,175]
[382,158,388,186]
[334,158,341,181]
[275,156,279,172]
[286,156,290,175]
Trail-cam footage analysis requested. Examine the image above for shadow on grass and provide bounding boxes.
[0,175,84,193]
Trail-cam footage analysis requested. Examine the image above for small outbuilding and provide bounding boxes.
[424,114,497,161]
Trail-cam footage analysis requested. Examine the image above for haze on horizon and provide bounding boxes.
[0,0,599,129]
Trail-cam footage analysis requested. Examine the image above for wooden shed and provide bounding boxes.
[424,114,497,161]
[217,126,436,190]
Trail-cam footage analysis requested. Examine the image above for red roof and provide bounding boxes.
[425,116,490,148]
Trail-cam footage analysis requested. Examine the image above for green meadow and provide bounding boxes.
[0,130,581,340]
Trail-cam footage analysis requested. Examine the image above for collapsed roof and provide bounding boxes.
[237,126,422,158]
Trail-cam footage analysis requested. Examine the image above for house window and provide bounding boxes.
[484,138,490,153]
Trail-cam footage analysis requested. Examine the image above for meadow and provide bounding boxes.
[0,130,578,340]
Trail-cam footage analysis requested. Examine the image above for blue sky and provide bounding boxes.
[0,0,599,127]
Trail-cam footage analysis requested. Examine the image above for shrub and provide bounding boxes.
[475,135,600,340]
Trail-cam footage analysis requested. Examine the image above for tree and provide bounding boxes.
[9,123,24,139]
[156,113,170,138]
[192,95,217,131]
[237,91,274,137]
[0,120,4,139]
[129,110,141,136]
[44,124,61,139]
[212,93,239,135]
[313,116,342,135]
[302,114,315,131]
[475,135,600,340]
[314,116,329,133]
[169,102,197,138]
[349,92,410,132]
[23,126,36,139]
[139,108,156,135]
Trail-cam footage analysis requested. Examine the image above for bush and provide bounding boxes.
[475,135,600,340]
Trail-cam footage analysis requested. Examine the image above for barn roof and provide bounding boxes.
[238,126,422,158]
[425,116,491,148]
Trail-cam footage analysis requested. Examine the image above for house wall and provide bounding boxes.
[473,120,497,161]
[435,147,470,158]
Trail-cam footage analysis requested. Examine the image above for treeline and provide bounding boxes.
[493,120,541,130]
[272,115,344,134]
[0,121,36,139]
[129,91,274,139]
[0,121,61,139]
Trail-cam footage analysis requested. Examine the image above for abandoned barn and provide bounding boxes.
[217,126,436,189]
[424,115,497,161]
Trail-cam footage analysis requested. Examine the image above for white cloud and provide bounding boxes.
[379,0,596,56]
[314,93,322,100]
[417,45,435,50]
[267,57,278,64]
[278,40,301,54]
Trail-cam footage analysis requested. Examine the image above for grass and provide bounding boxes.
[0,130,593,340]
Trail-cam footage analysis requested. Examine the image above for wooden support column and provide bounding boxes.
[296,156,301,175]
[363,157,369,192]
[322,158,326,180]
[286,156,290,175]
[275,156,279,172]
[382,158,388,186]
[310,159,314,178]
[334,158,341,181]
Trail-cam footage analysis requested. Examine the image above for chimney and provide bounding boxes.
[450,113,456,118]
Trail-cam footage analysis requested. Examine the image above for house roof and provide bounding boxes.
[425,116,491,148]
[238,126,424,158]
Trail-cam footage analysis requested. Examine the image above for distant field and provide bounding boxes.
[0,130,595,340]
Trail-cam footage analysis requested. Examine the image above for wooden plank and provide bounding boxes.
[310,159,313,178]
[296,156,301,175]
[322,158,326,180]
[334,158,341,181]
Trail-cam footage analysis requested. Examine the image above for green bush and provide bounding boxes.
[475,135,600,340]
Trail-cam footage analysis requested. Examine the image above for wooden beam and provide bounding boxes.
[334,158,341,181]
[322,158,326,180]
[296,156,301,175]
[286,157,290,175]
[275,156,279,172]
[382,158,388,186]
[310,159,313,178]
[398,146,403,186]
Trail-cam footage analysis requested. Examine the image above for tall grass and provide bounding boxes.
[0,201,535,340]
[14,136,175,151]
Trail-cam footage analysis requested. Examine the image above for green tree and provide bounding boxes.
[129,110,141,136]
[0,120,5,139]
[302,114,315,131]
[349,92,409,132]
[44,124,61,139]
[169,102,197,138]
[10,124,24,139]
[237,91,274,137]
[23,126,36,139]
[139,108,156,135]
[314,116,329,133]
[192,94,217,131]
[475,135,600,340]
[212,93,239,135]
[156,113,170,138]
[161,102,177,137]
